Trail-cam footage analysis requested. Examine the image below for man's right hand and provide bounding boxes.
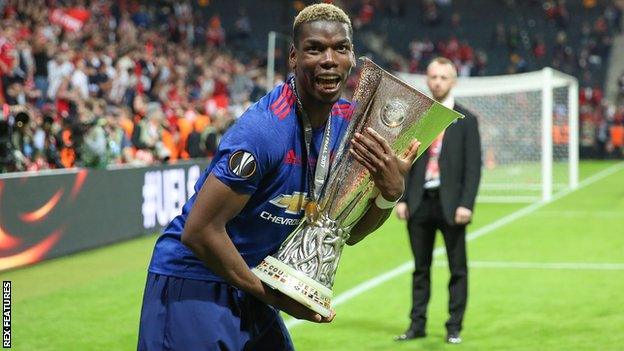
[260,284,335,323]
[395,202,409,220]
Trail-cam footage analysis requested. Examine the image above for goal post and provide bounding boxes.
[397,68,579,203]
[266,31,291,92]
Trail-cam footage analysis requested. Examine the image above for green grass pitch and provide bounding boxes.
[2,161,623,350]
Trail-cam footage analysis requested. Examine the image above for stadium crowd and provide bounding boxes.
[0,0,268,173]
[0,0,623,174]
[346,0,624,159]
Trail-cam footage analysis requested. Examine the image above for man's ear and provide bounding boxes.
[288,44,297,71]
[349,45,356,68]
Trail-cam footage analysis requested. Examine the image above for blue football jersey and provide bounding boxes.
[148,80,354,281]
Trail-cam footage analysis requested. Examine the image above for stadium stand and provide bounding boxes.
[0,0,623,174]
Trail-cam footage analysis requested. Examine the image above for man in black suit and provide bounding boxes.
[395,57,482,344]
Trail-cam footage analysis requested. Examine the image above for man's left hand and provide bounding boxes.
[455,206,473,225]
[350,127,421,201]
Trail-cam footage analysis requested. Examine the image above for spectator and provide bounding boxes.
[0,26,17,104]
[80,117,108,168]
[131,103,170,163]
[506,25,520,52]
[46,51,73,101]
[532,36,546,61]
[32,35,51,105]
[604,3,622,33]
[206,15,225,47]
[71,58,89,100]
[422,0,442,26]
[33,113,62,168]
[491,22,507,48]
[233,8,252,42]
[354,0,376,29]
[617,72,624,103]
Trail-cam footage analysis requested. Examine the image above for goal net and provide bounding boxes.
[398,68,579,203]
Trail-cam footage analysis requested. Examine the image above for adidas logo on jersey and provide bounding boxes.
[284,149,301,165]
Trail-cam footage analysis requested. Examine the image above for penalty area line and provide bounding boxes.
[285,162,624,329]
[435,260,624,270]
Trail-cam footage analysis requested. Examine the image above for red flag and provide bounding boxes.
[49,8,90,32]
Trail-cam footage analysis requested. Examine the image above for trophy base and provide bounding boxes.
[252,256,333,318]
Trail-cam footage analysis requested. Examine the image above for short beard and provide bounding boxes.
[434,91,450,102]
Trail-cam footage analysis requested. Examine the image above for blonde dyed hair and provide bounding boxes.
[293,3,352,47]
[428,57,458,78]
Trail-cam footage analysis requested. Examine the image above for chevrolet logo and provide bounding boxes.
[269,192,309,214]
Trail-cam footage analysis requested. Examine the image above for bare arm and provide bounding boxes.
[346,128,420,245]
[347,205,392,245]
[181,174,332,322]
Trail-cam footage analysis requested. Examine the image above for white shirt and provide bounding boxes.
[423,94,455,189]
[71,69,89,99]
[441,94,455,110]
[46,60,74,99]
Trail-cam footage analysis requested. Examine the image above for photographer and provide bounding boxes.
[10,108,35,171]
[0,120,14,173]
[34,113,63,169]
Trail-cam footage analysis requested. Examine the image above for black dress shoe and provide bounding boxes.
[394,328,426,341]
[446,331,462,344]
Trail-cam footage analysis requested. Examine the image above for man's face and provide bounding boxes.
[290,20,355,105]
[426,61,457,102]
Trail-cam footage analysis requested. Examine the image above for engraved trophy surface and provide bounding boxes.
[252,58,462,317]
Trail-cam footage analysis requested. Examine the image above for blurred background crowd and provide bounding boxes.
[0,0,623,173]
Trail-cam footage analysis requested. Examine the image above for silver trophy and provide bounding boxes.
[252,58,462,317]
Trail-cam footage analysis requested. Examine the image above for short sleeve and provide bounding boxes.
[210,110,281,194]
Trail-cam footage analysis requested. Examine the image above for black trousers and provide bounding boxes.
[407,189,468,333]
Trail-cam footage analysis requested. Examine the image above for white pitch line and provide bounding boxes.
[285,162,624,329]
[531,210,622,219]
[435,260,624,270]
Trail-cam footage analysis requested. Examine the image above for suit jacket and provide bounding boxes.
[403,103,482,225]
